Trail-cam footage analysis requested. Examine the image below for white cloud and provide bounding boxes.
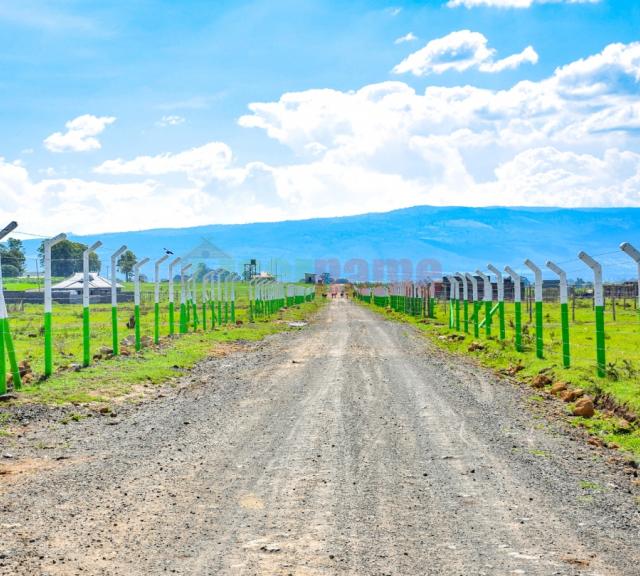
[447,0,600,8]
[395,32,417,44]
[43,114,116,153]
[387,7,402,16]
[94,142,233,185]
[393,30,538,76]
[156,115,186,127]
[3,41,640,236]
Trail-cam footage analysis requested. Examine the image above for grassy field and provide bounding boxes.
[2,281,320,404]
[361,295,640,458]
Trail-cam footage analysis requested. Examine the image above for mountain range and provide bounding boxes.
[22,206,640,282]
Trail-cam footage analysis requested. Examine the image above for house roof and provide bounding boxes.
[52,273,122,291]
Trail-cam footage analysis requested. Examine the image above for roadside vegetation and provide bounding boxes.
[360,297,640,459]
[2,282,321,405]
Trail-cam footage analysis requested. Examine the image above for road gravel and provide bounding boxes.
[0,300,638,575]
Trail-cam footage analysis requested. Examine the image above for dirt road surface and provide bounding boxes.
[1,300,638,575]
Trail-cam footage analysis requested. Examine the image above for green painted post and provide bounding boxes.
[514,301,522,352]
[579,251,606,377]
[465,273,479,338]
[154,254,169,345]
[547,261,570,368]
[488,265,505,340]
[168,257,181,336]
[0,317,6,395]
[477,271,492,338]
[82,307,90,367]
[231,282,236,323]
[525,259,543,359]
[111,245,127,355]
[3,321,21,390]
[455,274,468,333]
[505,266,522,352]
[82,241,102,367]
[134,257,150,352]
[43,232,67,377]
[180,263,191,334]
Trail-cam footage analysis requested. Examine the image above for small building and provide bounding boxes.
[52,273,122,295]
[50,273,130,304]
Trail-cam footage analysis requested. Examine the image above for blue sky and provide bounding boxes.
[1,0,639,235]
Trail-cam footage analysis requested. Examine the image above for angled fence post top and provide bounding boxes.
[488,264,504,300]
[111,245,127,262]
[546,260,568,304]
[45,232,67,249]
[504,265,522,302]
[524,259,543,302]
[134,257,150,272]
[84,240,102,255]
[620,242,640,262]
[0,221,18,240]
[475,270,491,301]
[465,272,478,300]
[579,251,603,306]
[454,272,468,299]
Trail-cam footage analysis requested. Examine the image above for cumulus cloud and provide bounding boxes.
[447,0,600,8]
[94,142,233,185]
[392,30,538,76]
[395,32,417,44]
[43,114,116,153]
[3,41,640,236]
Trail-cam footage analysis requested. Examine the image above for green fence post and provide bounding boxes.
[111,246,127,354]
[168,257,181,336]
[134,257,150,352]
[43,232,67,377]
[579,252,606,377]
[154,254,169,345]
[547,261,570,368]
[231,283,236,323]
[505,267,522,352]
[477,271,492,338]
[465,273,479,338]
[525,259,544,359]
[488,265,505,340]
[180,263,191,334]
[82,241,102,367]
[455,273,469,333]
[0,316,5,395]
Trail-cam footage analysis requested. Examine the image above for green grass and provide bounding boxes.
[359,297,640,459]
[2,283,321,404]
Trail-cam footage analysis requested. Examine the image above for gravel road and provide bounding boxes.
[1,300,638,575]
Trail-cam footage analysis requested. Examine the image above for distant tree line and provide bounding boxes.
[0,238,26,277]
[37,240,102,277]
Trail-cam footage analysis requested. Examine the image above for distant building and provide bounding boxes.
[51,273,122,295]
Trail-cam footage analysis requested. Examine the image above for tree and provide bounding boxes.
[1,264,20,278]
[37,240,101,277]
[0,238,26,277]
[117,250,137,281]
[193,262,211,282]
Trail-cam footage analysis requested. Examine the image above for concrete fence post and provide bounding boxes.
[504,266,522,352]
[110,245,127,355]
[579,251,606,377]
[82,241,102,367]
[154,255,169,344]
[488,264,505,340]
[465,273,479,338]
[168,257,181,336]
[43,232,67,377]
[547,260,570,368]
[133,258,150,351]
[524,259,544,359]
[476,270,492,338]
